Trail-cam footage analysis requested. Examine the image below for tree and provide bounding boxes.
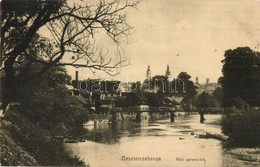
[176,72,197,103]
[1,0,140,111]
[212,86,223,104]
[17,63,88,127]
[220,47,260,107]
[150,75,169,94]
[197,92,215,108]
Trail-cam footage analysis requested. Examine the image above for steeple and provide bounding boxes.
[206,78,209,85]
[165,64,171,78]
[195,76,199,85]
[146,65,151,80]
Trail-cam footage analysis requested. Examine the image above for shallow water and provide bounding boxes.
[67,114,224,167]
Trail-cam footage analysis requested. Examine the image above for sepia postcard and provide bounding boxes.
[0,0,260,167]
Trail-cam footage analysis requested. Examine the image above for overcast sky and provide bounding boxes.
[69,0,260,83]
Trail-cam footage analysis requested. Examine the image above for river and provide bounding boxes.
[66,113,230,167]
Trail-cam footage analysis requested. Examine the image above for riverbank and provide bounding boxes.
[0,120,38,165]
[220,108,260,166]
[223,147,260,167]
[0,111,86,166]
[200,114,260,166]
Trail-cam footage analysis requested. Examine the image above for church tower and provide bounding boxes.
[206,78,210,85]
[146,65,151,80]
[165,64,171,78]
[195,76,199,85]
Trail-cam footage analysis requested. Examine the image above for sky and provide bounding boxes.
[66,0,260,83]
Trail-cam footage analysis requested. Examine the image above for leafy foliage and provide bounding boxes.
[213,87,224,105]
[196,92,216,107]
[222,109,260,146]
[150,75,169,94]
[17,65,88,129]
[176,72,197,103]
[221,47,260,107]
[4,113,86,166]
[1,0,139,110]
[221,47,260,146]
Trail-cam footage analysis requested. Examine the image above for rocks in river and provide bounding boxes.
[53,136,85,143]
[63,138,78,143]
[196,132,228,141]
[78,138,86,142]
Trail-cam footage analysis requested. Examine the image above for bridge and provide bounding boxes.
[90,107,224,124]
[109,107,224,113]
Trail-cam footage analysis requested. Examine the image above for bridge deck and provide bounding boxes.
[109,107,224,113]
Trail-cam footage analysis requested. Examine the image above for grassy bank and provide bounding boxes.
[221,108,260,166]
[223,147,260,167]
[222,108,260,147]
[0,111,86,166]
[1,119,38,166]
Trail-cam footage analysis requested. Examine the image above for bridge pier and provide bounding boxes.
[200,112,205,123]
[120,111,124,121]
[170,112,176,122]
[135,112,141,122]
[111,111,117,123]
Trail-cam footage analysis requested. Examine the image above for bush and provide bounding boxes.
[4,113,86,166]
[231,97,250,110]
[222,109,260,146]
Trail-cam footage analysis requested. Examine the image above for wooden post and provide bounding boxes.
[136,112,141,122]
[111,111,117,123]
[120,111,124,121]
[200,110,205,123]
[170,112,175,122]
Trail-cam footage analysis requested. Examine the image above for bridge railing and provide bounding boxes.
[195,107,224,113]
[110,107,176,112]
[109,106,224,113]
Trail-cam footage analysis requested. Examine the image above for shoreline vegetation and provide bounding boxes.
[222,108,260,147]
[221,107,260,166]
[1,0,139,165]
[0,111,87,166]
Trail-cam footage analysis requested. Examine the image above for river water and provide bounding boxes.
[67,114,224,167]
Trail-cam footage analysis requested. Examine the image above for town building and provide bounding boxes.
[195,77,220,95]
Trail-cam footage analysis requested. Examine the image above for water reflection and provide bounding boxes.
[68,114,224,167]
[80,114,221,144]
[80,119,142,144]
